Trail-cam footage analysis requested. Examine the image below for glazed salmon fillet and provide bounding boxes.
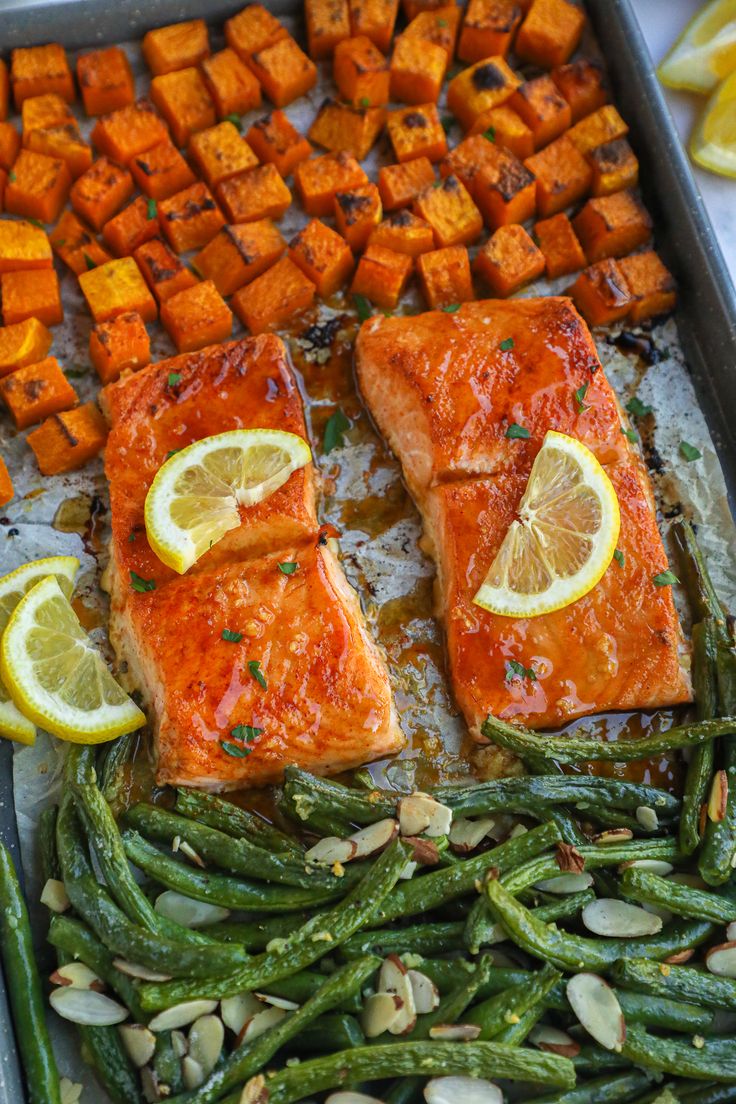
[356,298,691,733]
[102,336,403,789]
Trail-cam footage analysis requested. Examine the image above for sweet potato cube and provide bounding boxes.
[5,149,71,224]
[0,317,53,378]
[510,75,571,150]
[0,123,21,171]
[246,111,313,178]
[567,105,628,156]
[573,191,653,263]
[247,37,318,109]
[474,222,544,296]
[89,311,151,384]
[21,92,72,136]
[390,35,447,105]
[295,152,368,216]
[158,182,226,253]
[348,0,399,53]
[233,254,316,333]
[189,122,259,189]
[308,100,386,160]
[70,157,133,232]
[0,354,76,428]
[618,250,676,324]
[49,210,112,276]
[440,133,500,197]
[0,61,8,122]
[11,45,74,108]
[417,244,473,308]
[447,57,521,131]
[570,258,634,326]
[370,208,435,258]
[333,188,383,259]
[142,20,210,76]
[387,104,447,163]
[333,36,390,107]
[289,218,355,297]
[414,174,482,248]
[130,139,196,201]
[468,106,534,159]
[403,7,462,59]
[588,138,639,198]
[26,122,92,180]
[515,0,585,68]
[552,58,607,123]
[77,47,135,117]
[194,220,285,296]
[79,257,157,323]
[0,456,12,507]
[161,279,232,353]
[102,196,159,257]
[350,242,412,309]
[225,6,288,61]
[306,0,351,58]
[151,68,216,148]
[472,148,536,228]
[458,0,523,63]
[91,99,170,165]
[134,237,199,303]
[0,218,52,272]
[27,402,107,476]
[201,49,262,118]
[524,134,592,217]
[216,164,291,224]
[378,157,435,210]
[534,212,585,278]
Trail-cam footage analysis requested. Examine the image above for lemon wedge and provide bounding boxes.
[0,556,79,745]
[691,68,736,177]
[144,429,312,574]
[473,431,620,618]
[659,0,736,93]
[1,575,144,744]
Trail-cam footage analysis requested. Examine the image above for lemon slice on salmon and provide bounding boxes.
[658,0,736,93]
[145,429,312,574]
[691,68,736,177]
[1,575,144,744]
[0,556,79,745]
[473,431,620,618]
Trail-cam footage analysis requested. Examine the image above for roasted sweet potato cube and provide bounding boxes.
[0,317,53,378]
[142,20,210,76]
[468,105,534,159]
[194,220,285,296]
[350,242,412,309]
[189,122,259,189]
[151,68,216,148]
[0,123,21,171]
[0,456,12,506]
[551,58,607,123]
[573,191,653,263]
[130,139,196,201]
[378,157,435,210]
[5,149,71,224]
[308,99,386,160]
[201,49,262,118]
[289,218,355,297]
[225,5,288,61]
[570,258,634,326]
[390,35,447,105]
[387,104,447,163]
[0,354,76,428]
[403,7,462,59]
[49,210,112,276]
[158,182,226,253]
[567,105,628,156]
[0,218,52,272]
[370,209,434,256]
[618,250,676,323]
[26,121,92,180]
[161,279,232,353]
[21,93,72,136]
[510,75,571,150]
[134,237,199,303]
[440,133,500,197]
[216,164,291,224]
[474,223,544,296]
[11,45,74,109]
[89,310,151,384]
[0,61,8,122]
[515,0,585,68]
[458,0,523,63]
[524,135,592,217]
[79,257,157,323]
[77,47,135,117]
[473,148,536,228]
[70,157,133,232]
[306,0,351,58]
[246,111,313,178]
[534,212,585,278]
[102,195,159,257]
[91,99,170,165]
[295,152,368,216]
[248,37,318,109]
[333,36,390,107]
[348,0,399,53]
[447,57,521,131]
[334,184,383,252]
[414,174,482,247]
[28,402,107,475]
[588,138,639,198]
[417,244,473,308]
[233,254,316,333]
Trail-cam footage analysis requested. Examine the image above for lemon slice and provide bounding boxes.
[691,68,736,177]
[1,575,145,744]
[0,556,79,745]
[473,431,620,618]
[145,429,312,574]
[659,0,736,93]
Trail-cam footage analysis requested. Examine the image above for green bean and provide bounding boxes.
[502,839,680,895]
[289,1012,365,1053]
[617,990,714,1034]
[532,1071,655,1104]
[340,921,465,959]
[139,839,409,1010]
[494,1002,545,1045]
[283,765,395,825]
[48,914,145,1021]
[39,805,60,882]
[434,774,680,819]
[80,1023,143,1104]
[243,970,364,1013]
[535,889,597,923]
[154,1031,185,1095]
[672,520,726,624]
[675,1084,736,1104]
[681,620,719,855]
[700,724,736,886]
[413,958,520,997]
[207,915,318,950]
[622,1023,736,1081]
[611,958,736,1012]
[467,963,560,1040]
[0,843,61,1104]
[98,731,137,807]
[175,789,302,855]
[464,888,595,951]
[278,789,355,838]
[621,866,736,923]
[573,1047,631,1075]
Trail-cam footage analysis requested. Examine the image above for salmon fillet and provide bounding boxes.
[356,298,691,734]
[103,336,403,789]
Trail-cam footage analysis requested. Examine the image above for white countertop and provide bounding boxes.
[634,0,736,289]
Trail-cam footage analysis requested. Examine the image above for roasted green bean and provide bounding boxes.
[622,1024,736,1081]
[612,958,736,1011]
[175,789,302,855]
[433,774,680,819]
[48,914,145,1021]
[621,866,736,923]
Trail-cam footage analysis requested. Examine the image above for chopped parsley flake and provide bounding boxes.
[248,659,267,689]
[613,549,625,568]
[222,628,243,643]
[574,382,589,413]
[483,126,496,143]
[653,570,679,587]
[359,96,371,108]
[505,659,537,683]
[147,198,157,220]
[83,252,96,270]
[130,570,156,593]
[167,372,182,388]
[165,448,182,460]
[278,561,299,575]
[220,740,250,758]
[323,408,351,453]
[499,337,514,351]
[505,423,530,440]
[442,302,461,313]
[231,724,263,742]
[354,293,372,322]
[621,426,638,443]
[680,440,702,462]
[223,113,242,130]
[626,396,652,418]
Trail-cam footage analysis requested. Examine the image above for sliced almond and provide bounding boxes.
[149,1000,218,1032]
[706,941,736,979]
[665,949,695,964]
[182,1055,205,1091]
[424,1076,503,1104]
[534,873,594,894]
[50,987,128,1027]
[641,902,672,924]
[41,878,70,914]
[398,793,452,838]
[378,954,416,1035]
[360,991,402,1038]
[556,842,585,873]
[59,1079,83,1104]
[619,859,674,876]
[304,837,357,864]
[567,973,625,1052]
[349,819,398,859]
[593,828,633,846]
[429,1023,481,1040]
[179,840,206,868]
[399,859,418,880]
[448,817,497,853]
[154,891,230,929]
[51,962,104,991]
[407,970,440,1014]
[119,1024,157,1068]
[141,1066,162,1103]
[240,1075,268,1104]
[326,1095,386,1104]
[403,837,441,866]
[635,806,659,832]
[113,959,173,982]
[189,1014,224,1076]
[670,873,707,889]
[239,1005,287,1043]
[255,992,300,1011]
[529,1024,581,1058]
[221,993,262,1036]
[582,898,662,937]
[708,770,728,823]
[727,922,736,942]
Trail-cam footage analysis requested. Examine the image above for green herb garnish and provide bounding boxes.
[165,448,182,460]
[613,549,625,568]
[147,198,157,220]
[442,302,461,313]
[483,126,496,143]
[354,293,372,322]
[359,96,371,108]
[653,570,679,587]
[223,113,242,130]
[621,426,637,443]
[505,659,537,683]
[278,561,299,575]
[8,171,15,182]
[167,372,182,388]
[505,423,530,439]
[222,628,243,643]
[323,408,351,453]
[574,382,589,413]
[231,724,263,742]
[499,337,514,351]
[220,741,250,758]
[26,217,44,229]
[626,396,652,418]
[83,252,96,270]
[680,440,702,462]
[130,570,156,593]
[248,660,267,689]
